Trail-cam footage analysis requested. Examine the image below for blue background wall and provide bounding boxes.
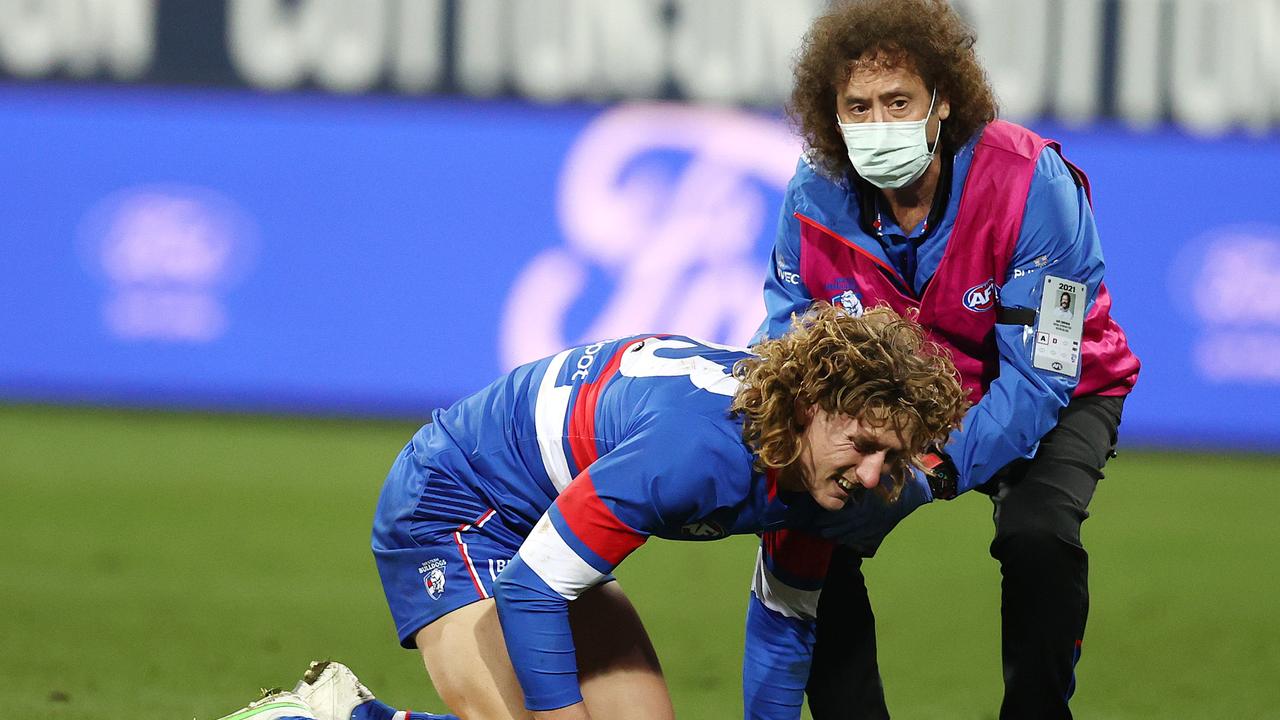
[2,83,1278,448]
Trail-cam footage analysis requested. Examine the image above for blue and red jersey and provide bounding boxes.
[407,335,837,715]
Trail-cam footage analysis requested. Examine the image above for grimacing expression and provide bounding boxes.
[837,51,951,134]
[793,405,907,511]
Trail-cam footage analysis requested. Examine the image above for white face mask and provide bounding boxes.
[837,90,941,190]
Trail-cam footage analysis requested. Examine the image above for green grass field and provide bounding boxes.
[2,403,1278,719]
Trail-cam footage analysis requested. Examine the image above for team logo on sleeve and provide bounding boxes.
[830,290,865,317]
[418,558,448,600]
[962,279,998,312]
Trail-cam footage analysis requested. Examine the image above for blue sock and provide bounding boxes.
[351,698,459,720]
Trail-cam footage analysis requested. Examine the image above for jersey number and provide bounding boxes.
[618,338,742,397]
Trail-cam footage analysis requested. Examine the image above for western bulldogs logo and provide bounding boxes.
[418,558,448,600]
[830,290,865,317]
[962,279,998,312]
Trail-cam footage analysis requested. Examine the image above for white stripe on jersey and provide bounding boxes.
[519,513,606,601]
[750,547,821,620]
[534,349,575,493]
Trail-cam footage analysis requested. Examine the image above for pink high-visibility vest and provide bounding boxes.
[799,121,1139,404]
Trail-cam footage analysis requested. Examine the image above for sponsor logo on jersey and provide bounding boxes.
[681,520,726,539]
[570,340,608,381]
[418,558,448,600]
[830,290,864,317]
[962,279,998,312]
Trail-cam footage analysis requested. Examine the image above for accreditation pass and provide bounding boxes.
[1033,276,1087,376]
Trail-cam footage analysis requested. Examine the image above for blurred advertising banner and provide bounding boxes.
[0,86,796,418]
[1,84,1278,448]
[0,0,1278,133]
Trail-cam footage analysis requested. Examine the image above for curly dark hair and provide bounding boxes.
[731,303,969,501]
[789,0,999,178]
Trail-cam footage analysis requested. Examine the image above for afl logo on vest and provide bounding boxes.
[962,279,998,313]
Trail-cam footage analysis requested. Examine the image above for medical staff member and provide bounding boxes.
[752,1,1141,718]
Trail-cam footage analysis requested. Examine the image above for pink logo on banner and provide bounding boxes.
[498,103,801,369]
[1174,224,1280,383]
[79,185,257,343]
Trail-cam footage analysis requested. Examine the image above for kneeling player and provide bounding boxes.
[210,306,965,720]
[361,304,969,720]
[189,304,961,720]
[371,305,967,719]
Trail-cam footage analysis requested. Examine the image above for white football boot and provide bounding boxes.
[292,660,377,720]
[214,690,317,720]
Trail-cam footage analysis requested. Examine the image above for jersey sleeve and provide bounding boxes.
[742,528,835,719]
[805,467,935,555]
[752,169,815,345]
[945,147,1105,493]
[493,416,748,711]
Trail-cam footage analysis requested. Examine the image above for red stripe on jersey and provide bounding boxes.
[565,340,635,472]
[765,468,779,503]
[557,469,646,566]
[763,528,834,583]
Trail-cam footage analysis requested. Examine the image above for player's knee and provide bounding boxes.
[417,611,530,720]
[430,667,525,720]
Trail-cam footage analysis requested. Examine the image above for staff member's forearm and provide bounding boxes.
[945,155,1103,492]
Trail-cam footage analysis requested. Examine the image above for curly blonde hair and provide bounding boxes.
[732,304,969,500]
[789,0,999,178]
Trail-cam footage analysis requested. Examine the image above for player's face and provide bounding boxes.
[792,406,906,511]
[836,51,951,129]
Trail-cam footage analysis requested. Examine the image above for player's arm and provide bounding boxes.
[742,528,835,719]
[752,171,815,345]
[493,418,734,715]
[492,463,650,716]
[941,148,1105,495]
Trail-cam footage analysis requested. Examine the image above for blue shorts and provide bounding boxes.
[372,442,526,648]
